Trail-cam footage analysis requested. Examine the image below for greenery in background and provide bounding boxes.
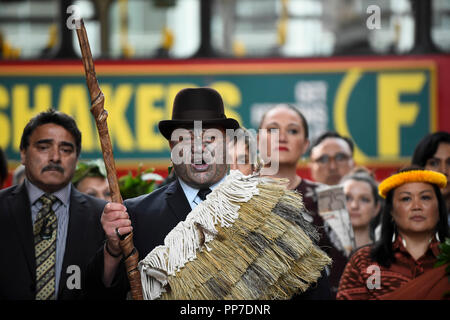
[435,237,450,298]
[435,237,450,274]
[119,164,163,200]
[72,159,107,186]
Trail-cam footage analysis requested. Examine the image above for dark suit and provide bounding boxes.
[0,182,107,300]
[91,178,331,299]
[125,178,192,259]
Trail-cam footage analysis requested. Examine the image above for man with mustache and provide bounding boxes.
[0,109,108,299]
[93,88,331,299]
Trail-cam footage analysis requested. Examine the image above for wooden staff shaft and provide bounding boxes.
[75,19,143,300]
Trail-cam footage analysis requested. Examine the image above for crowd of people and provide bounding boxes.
[0,87,449,300]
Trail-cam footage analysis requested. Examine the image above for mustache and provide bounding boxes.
[42,164,64,173]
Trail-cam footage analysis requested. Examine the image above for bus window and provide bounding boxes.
[432,0,450,52]
[366,0,414,54]
[0,0,59,59]
[1,0,200,60]
[106,0,200,59]
[210,0,415,58]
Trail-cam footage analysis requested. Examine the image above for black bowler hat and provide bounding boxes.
[158,87,240,140]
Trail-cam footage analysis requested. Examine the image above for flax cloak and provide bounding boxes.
[138,170,332,300]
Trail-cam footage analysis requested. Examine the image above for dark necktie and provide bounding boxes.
[197,188,212,201]
[33,194,58,300]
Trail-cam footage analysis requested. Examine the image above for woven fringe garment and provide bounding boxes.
[139,170,332,300]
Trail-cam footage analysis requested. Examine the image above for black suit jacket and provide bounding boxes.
[0,182,107,300]
[125,179,192,259]
[93,179,331,299]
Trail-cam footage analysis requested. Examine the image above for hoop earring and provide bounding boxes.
[436,231,440,242]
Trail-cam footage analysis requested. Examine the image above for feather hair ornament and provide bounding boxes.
[378,169,447,198]
[138,170,332,300]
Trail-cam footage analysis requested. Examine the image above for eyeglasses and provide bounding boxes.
[312,152,351,165]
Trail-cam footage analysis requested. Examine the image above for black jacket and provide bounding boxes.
[0,182,107,300]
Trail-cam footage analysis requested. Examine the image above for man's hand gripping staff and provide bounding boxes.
[75,19,143,300]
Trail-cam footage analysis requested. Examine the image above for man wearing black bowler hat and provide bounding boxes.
[93,87,331,299]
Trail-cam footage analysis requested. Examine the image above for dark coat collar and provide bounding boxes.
[9,183,92,296]
[10,182,35,279]
[164,179,192,222]
[58,187,86,294]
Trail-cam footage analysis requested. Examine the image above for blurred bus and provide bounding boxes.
[0,0,449,185]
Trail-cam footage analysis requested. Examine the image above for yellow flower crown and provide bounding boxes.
[378,170,447,198]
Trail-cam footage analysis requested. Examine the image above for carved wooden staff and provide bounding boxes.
[75,19,143,300]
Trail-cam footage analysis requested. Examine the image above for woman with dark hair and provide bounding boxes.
[72,159,111,202]
[258,103,310,189]
[412,131,450,224]
[258,103,348,298]
[337,166,449,300]
[341,167,381,248]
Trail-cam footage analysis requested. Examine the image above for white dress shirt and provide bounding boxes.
[178,176,226,210]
